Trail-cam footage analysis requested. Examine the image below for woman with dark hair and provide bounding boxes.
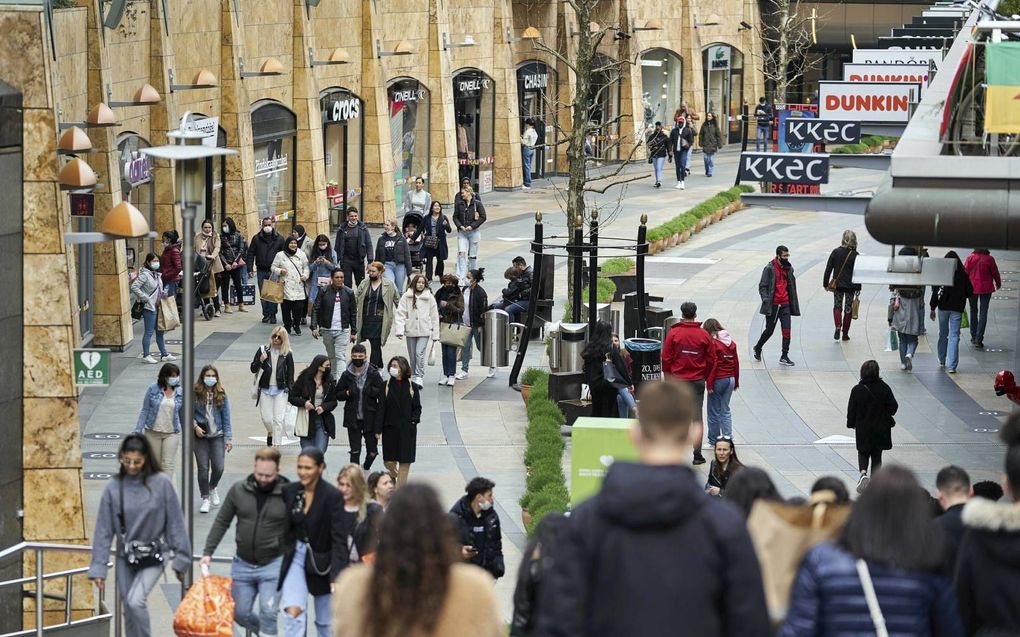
[272,237,311,336]
[810,476,851,505]
[724,467,781,517]
[458,268,494,379]
[611,334,637,417]
[159,229,183,298]
[394,274,440,386]
[704,318,739,447]
[421,200,453,280]
[130,251,174,363]
[192,364,232,514]
[705,437,743,497]
[955,415,1020,635]
[780,465,962,637]
[435,274,466,387]
[88,434,190,637]
[289,354,338,454]
[582,321,630,418]
[930,250,972,373]
[332,483,503,637]
[379,355,422,485]
[133,363,183,475]
[846,359,898,494]
[279,448,346,637]
[367,471,395,510]
[377,218,413,295]
[699,112,722,177]
[219,216,248,313]
[306,234,337,313]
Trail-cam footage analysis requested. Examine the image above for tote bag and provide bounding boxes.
[157,297,181,332]
[260,276,285,304]
[440,323,471,347]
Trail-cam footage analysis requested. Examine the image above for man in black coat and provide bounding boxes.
[935,465,971,567]
[534,380,771,637]
[753,245,800,366]
[449,477,505,580]
[310,268,357,380]
[334,207,374,287]
[667,116,696,189]
[247,216,287,323]
[333,344,385,469]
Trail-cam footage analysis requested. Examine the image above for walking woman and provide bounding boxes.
[251,326,295,447]
[280,449,346,637]
[336,464,384,564]
[646,121,669,188]
[219,216,248,313]
[846,359,898,493]
[89,434,191,637]
[458,268,494,379]
[395,274,440,387]
[823,229,861,341]
[699,112,722,177]
[780,466,962,637]
[272,237,310,336]
[130,252,174,363]
[930,250,972,373]
[704,318,739,447]
[421,200,453,280]
[705,437,743,497]
[355,262,398,370]
[197,219,224,316]
[159,229,183,298]
[453,184,486,278]
[332,483,504,637]
[890,248,926,371]
[376,218,412,296]
[964,248,1001,348]
[193,364,232,514]
[436,274,466,387]
[133,363,183,475]
[307,234,337,313]
[581,321,630,418]
[289,354,338,454]
[379,356,422,486]
[367,471,395,510]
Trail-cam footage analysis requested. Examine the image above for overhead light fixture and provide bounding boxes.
[634,19,663,31]
[694,14,721,28]
[506,26,542,43]
[240,57,286,78]
[443,33,477,50]
[100,201,151,237]
[57,127,94,155]
[107,83,162,107]
[58,157,98,190]
[376,39,414,58]
[58,103,120,130]
[168,68,219,92]
[309,46,350,66]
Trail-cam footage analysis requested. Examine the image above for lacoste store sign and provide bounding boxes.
[74,349,110,386]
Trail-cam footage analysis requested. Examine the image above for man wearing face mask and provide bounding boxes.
[355,261,398,369]
[449,477,505,580]
[246,216,287,324]
[335,207,374,287]
[334,344,386,469]
[753,245,800,366]
[311,268,357,379]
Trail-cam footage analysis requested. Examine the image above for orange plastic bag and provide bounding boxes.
[173,570,234,637]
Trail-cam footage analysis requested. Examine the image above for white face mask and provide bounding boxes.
[149,260,160,270]
[388,367,400,379]
[222,225,229,233]
[262,226,273,234]
[479,499,493,511]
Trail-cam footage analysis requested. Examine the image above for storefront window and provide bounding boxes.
[117,133,155,270]
[453,69,495,194]
[387,78,430,211]
[640,49,683,129]
[703,44,745,144]
[516,61,558,178]
[251,101,298,224]
[590,54,622,162]
[321,88,364,229]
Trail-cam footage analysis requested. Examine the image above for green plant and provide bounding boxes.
[737,184,755,193]
[599,257,635,275]
[520,367,547,387]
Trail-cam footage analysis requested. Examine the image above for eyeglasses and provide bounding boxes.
[120,458,144,467]
[272,335,283,340]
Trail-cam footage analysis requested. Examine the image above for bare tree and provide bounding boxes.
[757,0,820,103]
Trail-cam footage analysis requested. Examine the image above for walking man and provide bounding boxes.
[753,245,799,366]
[310,267,357,380]
[646,121,669,188]
[754,97,773,151]
[521,118,538,190]
[661,301,716,465]
[247,216,286,324]
[335,343,385,469]
[334,207,374,287]
[449,477,506,581]
[201,447,290,636]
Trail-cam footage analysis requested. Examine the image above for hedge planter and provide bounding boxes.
[521,384,533,404]
[681,230,691,243]
[606,272,637,301]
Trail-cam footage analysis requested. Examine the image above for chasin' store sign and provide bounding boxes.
[522,73,548,90]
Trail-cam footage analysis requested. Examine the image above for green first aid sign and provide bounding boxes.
[74,349,110,386]
[570,417,640,505]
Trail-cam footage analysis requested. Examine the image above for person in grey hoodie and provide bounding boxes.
[334,343,386,469]
[201,447,291,636]
[89,434,190,637]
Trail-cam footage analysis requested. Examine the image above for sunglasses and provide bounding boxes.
[272,335,283,340]
[120,458,144,467]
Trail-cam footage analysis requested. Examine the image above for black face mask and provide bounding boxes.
[351,359,365,368]
[779,257,790,267]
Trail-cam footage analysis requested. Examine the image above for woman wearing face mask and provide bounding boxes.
[403,176,432,216]
[336,464,384,564]
[289,354,338,455]
[306,235,336,313]
[704,318,739,447]
[196,220,224,316]
[699,112,722,178]
[395,274,441,387]
[421,200,452,281]
[367,471,395,510]
[379,356,422,486]
[705,438,743,497]
[271,237,311,336]
[251,327,296,447]
[130,252,174,364]
[436,274,466,387]
[159,230,183,298]
[193,364,232,514]
[218,217,248,313]
[355,262,399,369]
[376,218,413,296]
[457,268,494,380]
[133,363,183,475]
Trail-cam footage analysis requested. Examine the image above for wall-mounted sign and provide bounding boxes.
[74,348,110,386]
[818,81,919,123]
[325,97,360,123]
[522,73,548,90]
[70,192,95,217]
[891,26,956,38]
[852,48,943,68]
[785,119,861,145]
[842,63,931,95]
[390,88,426,102]
[707,45,731,70]
[255,154,289,178]
[877,36,949,50]
[456,77,491,97]
[738,152,830,185]
[175,112,219,148]
[122,151,153,187]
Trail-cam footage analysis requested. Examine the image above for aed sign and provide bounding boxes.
[738,152,830,185]
[818,81,919,123]
[842,63,930,96]
[785,119,861,145]
[74,349,110,387]
[852,48,943,69]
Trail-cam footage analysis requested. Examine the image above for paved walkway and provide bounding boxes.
[79,147,1013,629]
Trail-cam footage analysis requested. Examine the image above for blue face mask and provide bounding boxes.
[167,376,180,387]
[203,377,217,387]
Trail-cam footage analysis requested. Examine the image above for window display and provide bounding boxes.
[251,101,298,223]
[388,79,430,211]
[640,49,683,129]
[321,88,364,228]
[453,69,495,194]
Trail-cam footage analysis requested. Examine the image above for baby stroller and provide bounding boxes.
[402,211,424,273]
[192,251,216,320]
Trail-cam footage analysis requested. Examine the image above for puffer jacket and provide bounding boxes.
[779,541,963,637]
[449,495,505,580]
[130,267,162,312]
[394,287,440,339]
[270,249,310,301]
[955,498,1020,636]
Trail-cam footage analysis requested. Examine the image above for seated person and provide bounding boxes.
[490,256,532,323]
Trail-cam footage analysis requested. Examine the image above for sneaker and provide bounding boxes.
[841,334,850,341]
[142,355,159,364]
[438,377,448,386]
[487,367,497,378]
[779,356,795,366]
[223,306,233,314]
[675,181,684,189]
[200,498,211,514]
[269,316,277,324]
[904,353,913,371]
[948,368,957,374]
[447,376,456,387]
[655,181,661,188]
[293,327,302,336]
[752,347,762,361]
[411,375,423,387]
[692,451,706,465]
[833,329,840,341]
[522,185,531,190]
[455,370,469,380]
[261,315,271,323]
[975,341,984,349]
[680,181,686,190]
[211,488,221,506]
[901,363,907,370]
[856,473,870,494]
[238,305,248,312]
[161,353,177,362]
[214,310,221,317]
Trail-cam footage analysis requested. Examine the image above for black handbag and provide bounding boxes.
[118,479,165,571]
[131,300,145,320]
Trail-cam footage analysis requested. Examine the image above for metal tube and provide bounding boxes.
[509,212,544,387]
[180,158,196,592]
[64,574,72,624]
[734,103,749,187]
[636,214,648,338]
[35,550,43,636]
[588,212,598,333]
[571,216,583,323]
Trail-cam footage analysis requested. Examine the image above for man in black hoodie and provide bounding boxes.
[535,380,770,637]
[247,216,287,323]
[449,476,506,580]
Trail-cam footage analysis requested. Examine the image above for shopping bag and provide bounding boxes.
[285,403,298,439]
[157,297,181,332]
[173,568,234,637]
[851,293,860,320]
[440,323,471,347]
[293,406,309,438]
[427,341,437,366]
[260,276,285,304]
[885,328,898,352]
[961,310,970,330]
[229,284,256,306]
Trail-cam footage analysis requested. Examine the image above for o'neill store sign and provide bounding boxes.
[818,81,919,123]
[738,152,830,185]
[390,87,426,102]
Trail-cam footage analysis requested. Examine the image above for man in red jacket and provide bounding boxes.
[661,302,716,464]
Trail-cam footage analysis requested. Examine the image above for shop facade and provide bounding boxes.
[387,78,430,213]
[640,49,684,128]
[590,54,623,161]
[320,87,364,229]
[251,100,298,225]
[703,43,745,144]
[117,133,155,270]
[452,69,495,194]
[516,61,557,178]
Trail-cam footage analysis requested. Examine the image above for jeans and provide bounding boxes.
[707,377,735,445]
[755,304,793,356]
[968,293,991,343]
[756,125,770,151]
[937,309,963,370]
[347,419,379,467]
[115,558,163,637]
[616,387,637,418]
[442,343,458,377]
[456,230,481,279]
[143,429,179,476]
[321,328,350,380]
[281,299,305,330]
[257,270,279,318]
[300,414,329,454]
[898,333,919,365]
[259,391,290,444]
[652,156,666,183]
[522,146,534,186]
[461,325,483,371]
[674,149,690,181]
[492,299,529,323]
[703,152,715,176]
[281,543,331,637]
[406,336,429,380]
[231,555,282,635]
[218,267,244,306]
[383,261,407,296]
[140,308,167,357]
[193,435,225,498]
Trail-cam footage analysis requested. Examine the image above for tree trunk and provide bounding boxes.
[776,0,790,103]
[565,6,595,306]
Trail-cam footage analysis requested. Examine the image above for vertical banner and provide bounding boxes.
[984,42,1020,134]
[769,104,820,194]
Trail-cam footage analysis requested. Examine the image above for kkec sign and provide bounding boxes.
[818,81,919,123]
[842,63,930,96]
[852,48,943,69]
[785,119,861,145]
[738,152,830,185]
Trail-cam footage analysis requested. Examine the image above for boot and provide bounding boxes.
[223,305,233,314]
[832,308,842,341]
[237,304,248,312]
[350,452,361,465]
[841,314,853,341]
[363,452,378,471]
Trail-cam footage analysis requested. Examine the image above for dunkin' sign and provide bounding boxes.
[841,63,931,97]
[818,81,920,123]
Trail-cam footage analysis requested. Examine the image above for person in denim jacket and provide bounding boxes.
[192,364,233,513]
[134,363,183,475]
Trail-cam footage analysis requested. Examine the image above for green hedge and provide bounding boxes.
[561,277,617,322]
[830,135,897,155]
[600,257,635,275]
[646,185,752,245]
[518,370,570,535]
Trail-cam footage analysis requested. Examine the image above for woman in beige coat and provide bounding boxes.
[394,274,440,387]
[197,220,224,314]
[332,483,503,637]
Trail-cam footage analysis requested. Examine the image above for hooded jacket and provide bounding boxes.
[534,463,771,637]
[449,495,506,580]
[247,229,286,273]
[758,258,800,316]
[662,321,716,382]
[963,251,1001,296]
[708,330,740,388]
[955,498,1020,636]
[202,474,291,566]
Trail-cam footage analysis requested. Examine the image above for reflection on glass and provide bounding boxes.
[640,49,683,129]
[254,136,295,220]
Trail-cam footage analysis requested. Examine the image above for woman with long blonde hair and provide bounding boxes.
[336,464,383,564]
[193,364,232,513]
[250,326,295,447]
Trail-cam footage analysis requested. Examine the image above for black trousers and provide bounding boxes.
[281,299,305,329]
[423,249,445,280]
[755,303,793,356]
[858,449,883,473]
[347,420,379,467]
[342,257,365,287]
[218,268,244,306]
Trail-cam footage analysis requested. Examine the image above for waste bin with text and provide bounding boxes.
[625,338,662,387]
[570,416,640,505]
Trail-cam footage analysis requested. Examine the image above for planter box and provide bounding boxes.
[680,230,691,243]
[712,210,724,223]
[605,272,637,301]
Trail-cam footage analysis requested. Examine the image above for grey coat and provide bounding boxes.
[130,268,162,312]
[891,287,925,336]
[757,260,801,316]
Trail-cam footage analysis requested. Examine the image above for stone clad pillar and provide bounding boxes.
[292,0,329,238]
[221,0,260,238]
[359,0,397,224]
[492,0,523,189]
[425,0,460,205]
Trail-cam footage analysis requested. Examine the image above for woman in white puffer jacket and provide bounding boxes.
[270,237,310,336]
[394,274,440,386]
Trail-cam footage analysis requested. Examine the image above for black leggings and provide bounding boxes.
[858,450,883,473]
[218,268,244,306]
[347,420,379,468]
[423,249,445,280]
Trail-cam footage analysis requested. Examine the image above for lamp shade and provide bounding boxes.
[192,69,217,86]
[642,19,663,30]
[521,26,542,39]
[86,103,118,126]
[393,40,414,54]
[101,201,151,238]
[259,57,285,74]
[57,127,92,154]
[59,158,98,188]
[328,47,351,63]
[132,83,161,104]
[589,21,601,33]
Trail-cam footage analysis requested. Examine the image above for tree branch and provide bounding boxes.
[583,172,650,193]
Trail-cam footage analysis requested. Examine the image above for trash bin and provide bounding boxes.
[625,337,662,387]
[547,323,562,372]
[581,302,611,325]
[482,309,510,368]
[558,322,589,374]
[662,316,681,334]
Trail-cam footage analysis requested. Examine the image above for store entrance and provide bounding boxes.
[453,69,494,193]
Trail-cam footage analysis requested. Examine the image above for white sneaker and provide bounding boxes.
[142,355,159,364]
[680,181,686,190]
[447,376,456,387]
[455,370,469,380]
[675,181,684,189]
[211,488,220,506]
[161,353,177,362]
[487,367,496,378]
[411,375,423,387]
[437,377,448,386]
[200,498,211,514]
[522,185,531,190]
